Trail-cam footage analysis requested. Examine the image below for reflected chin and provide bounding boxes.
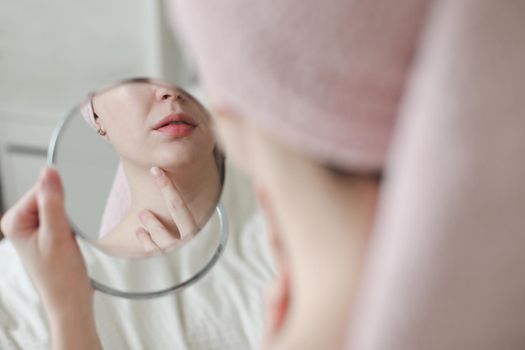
[152,146,200,169]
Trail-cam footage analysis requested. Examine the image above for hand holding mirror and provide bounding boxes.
[48,78,227,298]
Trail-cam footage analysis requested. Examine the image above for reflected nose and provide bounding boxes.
[155,86,175,102]
[154,87,185,105]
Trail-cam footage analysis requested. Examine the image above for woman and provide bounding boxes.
[82,79,223,256]
[3,1,525,350]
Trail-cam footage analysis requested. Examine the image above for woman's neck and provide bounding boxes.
[121,156,222,232]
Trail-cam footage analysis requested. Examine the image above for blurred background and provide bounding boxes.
[0,0,195,238]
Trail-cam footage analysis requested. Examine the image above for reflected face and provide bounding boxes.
[92,80,215,169]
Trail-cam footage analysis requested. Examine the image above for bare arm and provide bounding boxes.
[50,306,101,350]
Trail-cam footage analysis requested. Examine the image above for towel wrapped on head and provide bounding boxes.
[168,1,525,349]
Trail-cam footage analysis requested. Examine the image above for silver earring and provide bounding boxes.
[97,128,107,136]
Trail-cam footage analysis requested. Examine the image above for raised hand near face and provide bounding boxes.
[135,166,200,254]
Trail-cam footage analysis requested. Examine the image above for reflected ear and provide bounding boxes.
[265,268,291,337]
[90,96,106,134]
[92,113,107,136]
[93,112,102,128]
[256,184,291,338]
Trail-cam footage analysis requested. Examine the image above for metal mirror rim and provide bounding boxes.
[46,94,229,299]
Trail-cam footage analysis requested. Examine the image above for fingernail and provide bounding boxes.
[150,167,169,187]
[40,167,59,193]
[136,227,146,236]
[139,210,149,223]
[150,167,162,178]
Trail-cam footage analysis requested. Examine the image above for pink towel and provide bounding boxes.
[170,0,430,173]
[80,94,97,128]
[97,163,131,236]
[168,0,525,349]
[346,2,525,349]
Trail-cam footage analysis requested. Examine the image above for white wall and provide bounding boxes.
[0,0,192,213]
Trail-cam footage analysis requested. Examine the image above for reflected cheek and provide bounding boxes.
[107,128,148,158]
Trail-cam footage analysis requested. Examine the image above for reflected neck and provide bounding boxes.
[121,156,222,229]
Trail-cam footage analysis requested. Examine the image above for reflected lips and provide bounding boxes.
[153,113,197,138]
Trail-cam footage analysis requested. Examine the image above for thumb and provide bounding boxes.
[36,167,71,243]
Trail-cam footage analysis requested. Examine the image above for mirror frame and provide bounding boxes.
[46,81,229,299]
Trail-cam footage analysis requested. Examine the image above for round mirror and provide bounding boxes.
[47,78,228,298]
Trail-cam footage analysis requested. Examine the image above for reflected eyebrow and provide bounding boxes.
[125,77,152,84]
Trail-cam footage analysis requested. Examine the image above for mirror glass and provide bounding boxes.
[48,78,228,298]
